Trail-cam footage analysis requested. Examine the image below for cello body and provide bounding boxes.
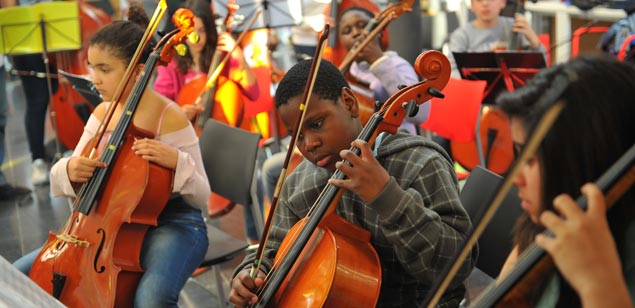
[28,126,174,307]
[450,106,513,175]
[177,74,248,132]
[271,214,381,308]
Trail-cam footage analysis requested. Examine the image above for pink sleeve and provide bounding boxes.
[159,125,211,209]
[154,62,181,101]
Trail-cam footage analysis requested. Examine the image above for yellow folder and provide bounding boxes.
[0,1,80,55]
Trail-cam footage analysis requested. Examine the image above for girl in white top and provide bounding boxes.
[14,5,210,307]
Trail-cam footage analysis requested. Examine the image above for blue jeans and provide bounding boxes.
[14,197,208,307]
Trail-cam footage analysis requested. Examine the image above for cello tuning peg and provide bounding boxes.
[427,87,445,99]
[403,100,419,117]
[174,44,188,56]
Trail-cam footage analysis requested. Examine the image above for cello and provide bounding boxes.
[176,1,261,218]
[51,1,111,151]
[336,0,414,126]
[450,106,514,175]
[176,0,250,133]
[27,6,194,307]
[248,42,451,306]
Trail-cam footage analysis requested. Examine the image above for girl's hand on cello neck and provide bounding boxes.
[535,184,632,308]
[229,268,266,307]
[131,138,179,170]
[67,157,107,183]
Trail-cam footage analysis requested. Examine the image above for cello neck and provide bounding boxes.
[75,51,163,214]
[508,0,525,50]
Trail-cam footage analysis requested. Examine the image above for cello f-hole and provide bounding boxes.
[94,229,106,273]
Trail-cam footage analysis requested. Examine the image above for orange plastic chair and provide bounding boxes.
[537,33,551,66]
[421,77,486,179]
[617,33,635,61]
[571,26,609,58]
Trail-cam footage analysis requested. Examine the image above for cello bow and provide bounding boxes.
[249,24,332,280]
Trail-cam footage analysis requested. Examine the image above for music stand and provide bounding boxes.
[0,1,81,160]
[211,0,302,31]
[0,2,80,55]
[453,51,546,104]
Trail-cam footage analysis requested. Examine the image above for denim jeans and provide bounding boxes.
[14,197,208,308]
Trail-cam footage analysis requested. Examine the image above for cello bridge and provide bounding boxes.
[56,234,90,247]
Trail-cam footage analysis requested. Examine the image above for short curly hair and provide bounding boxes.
[274,59,349,108]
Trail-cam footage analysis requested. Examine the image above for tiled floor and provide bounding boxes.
[1,76,248,307]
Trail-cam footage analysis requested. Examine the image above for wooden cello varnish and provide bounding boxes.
[272,212,381,307]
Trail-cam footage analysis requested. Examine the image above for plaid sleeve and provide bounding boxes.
[372,146,475,290]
